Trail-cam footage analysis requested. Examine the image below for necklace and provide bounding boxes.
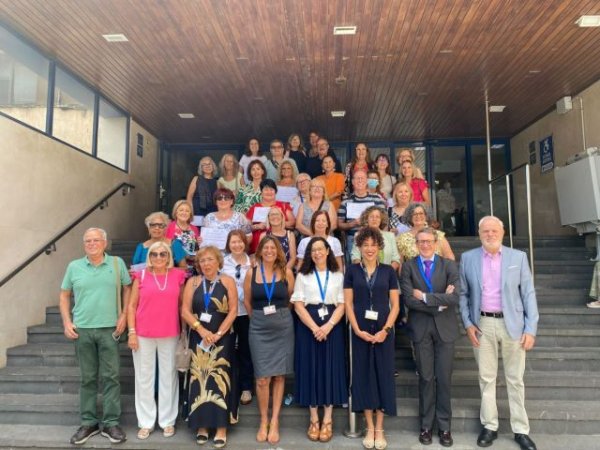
[152,269,169,291]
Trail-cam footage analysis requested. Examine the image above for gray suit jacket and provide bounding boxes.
[459,245,539,339]
[401,255,460,343]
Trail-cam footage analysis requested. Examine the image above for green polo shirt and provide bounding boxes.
[61,253,132,328]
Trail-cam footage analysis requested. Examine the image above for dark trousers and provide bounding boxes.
[233,315,254,392]
[74,327,121,427]
[413,319,454,431]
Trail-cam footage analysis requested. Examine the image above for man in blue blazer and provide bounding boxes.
[459,216,538,450]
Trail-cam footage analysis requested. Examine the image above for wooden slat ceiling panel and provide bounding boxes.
[1,0,600,143]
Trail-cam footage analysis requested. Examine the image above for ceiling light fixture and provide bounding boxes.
[439,49,453,54]
[489,105,506,112]
[178,113,195,119]
[102,33,128,42]
[331,110,346,117]
[528,69,541,74]
[575,15,600,27]
[333,26,357,35]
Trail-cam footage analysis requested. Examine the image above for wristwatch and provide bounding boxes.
[384,326,392,334]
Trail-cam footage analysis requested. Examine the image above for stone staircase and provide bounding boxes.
[0,237,598,448]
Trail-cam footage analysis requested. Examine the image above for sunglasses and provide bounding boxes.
[148,223,166,229]
[235,264,242,280]
[216,195,233,201]
[149,251,168,258]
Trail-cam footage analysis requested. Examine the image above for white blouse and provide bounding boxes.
[291,270,345,305]
[297,236,344,261]
[221,253,252,316]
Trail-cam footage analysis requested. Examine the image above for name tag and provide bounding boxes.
[263,305,277,315]
[318,306,329,319]
[365,309,379,321]
[200,312,212,323]
[198,339,211,352]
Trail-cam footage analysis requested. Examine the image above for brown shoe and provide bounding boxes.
[319,421,333,442]
[307,420,320,441]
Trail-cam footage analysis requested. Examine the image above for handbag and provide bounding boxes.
[175,325,192,372]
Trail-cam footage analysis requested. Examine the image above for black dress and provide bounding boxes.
[186,277,238,428]
[344,263,398,415]
[193,176,218,216]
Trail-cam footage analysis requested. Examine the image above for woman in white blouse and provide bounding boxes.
[291,237,348,443]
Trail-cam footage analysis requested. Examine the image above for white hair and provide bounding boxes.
[478,215,504,229]
[83,227,107,240]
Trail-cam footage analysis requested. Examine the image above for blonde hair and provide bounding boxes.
[171,199,194,222]
[145,241,174,269]
[393,181,413,206]
[265,206,285,229]
[218,153,240,177]
[278,160,298,182]
[195,246,224,272]
[308,178,329,201]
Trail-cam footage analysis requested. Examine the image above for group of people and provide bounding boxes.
[58,136,539,450]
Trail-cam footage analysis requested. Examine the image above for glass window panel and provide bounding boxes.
[97,98,128,169]
[53,67,95,153]
[329,145,347,171]
[471,144,509,228]
[394,146,427,179]
[0,25,49,131]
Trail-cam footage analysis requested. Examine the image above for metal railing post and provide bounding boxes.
[525,164,535,279]
[344,321,361,438]
[506,175,513,248]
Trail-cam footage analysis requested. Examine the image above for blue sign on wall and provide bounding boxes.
[539,135,554,173]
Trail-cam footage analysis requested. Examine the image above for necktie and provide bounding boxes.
[424,259,433,279]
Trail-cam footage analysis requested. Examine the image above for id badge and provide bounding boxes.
[198,339,211,352]
[365,309,379,321]
[200,312,212,323]
[318,306,329,319]
[263,305,277,315]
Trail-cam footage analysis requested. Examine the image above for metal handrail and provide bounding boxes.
[488,164,534,278]
[0,182,135,288]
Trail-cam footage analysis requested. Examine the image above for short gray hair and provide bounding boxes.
[144,211,170,227]
[83,227,107,241]
[478,215,504,229]
[416,227,438,242]
[403,202,428,227]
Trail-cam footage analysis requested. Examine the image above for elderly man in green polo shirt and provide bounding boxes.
[59,227,131,445]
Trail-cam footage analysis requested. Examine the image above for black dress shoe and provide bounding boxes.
[419,428,432,445]
[514,433,537,450]
[438,430,453,447]
[477,428,498,447]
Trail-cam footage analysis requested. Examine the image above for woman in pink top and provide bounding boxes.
[165,200,200,273]
[399,160,430,205]
[127,241,186,440]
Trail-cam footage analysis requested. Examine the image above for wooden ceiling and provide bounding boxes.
[1,0,600,143]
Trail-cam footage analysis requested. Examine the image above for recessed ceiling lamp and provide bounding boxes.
[333,26,357,35]
[575,15,600,27]
[102,33,128,42]
[178,113,195,119]
[439,49,453,54]
[489,105,506,112]
[331,110,346,117]
[528,69,541,74]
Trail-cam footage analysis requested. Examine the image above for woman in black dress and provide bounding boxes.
[186,156,219,216]
[243,236,295,445]
[181,246,238,448]
[344,227,400,450]
[291,237,347,442]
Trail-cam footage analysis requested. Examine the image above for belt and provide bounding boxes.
[481,311,503,318]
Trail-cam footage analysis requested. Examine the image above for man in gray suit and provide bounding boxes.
[459,216,538,450]
[401,227,459,447]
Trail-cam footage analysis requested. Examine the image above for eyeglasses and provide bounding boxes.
[311,246,327,254]
[199,257,217,264]
[84,238,104,245]
[148,223,166,229]
[416,240,435,245]
[297,179,310,184]
[201,163,212,167]
[235,264,242,280]
[216,195,233,201]
[149,251,169,258]
[412,212,426,217]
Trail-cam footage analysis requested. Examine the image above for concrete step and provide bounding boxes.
[6,343,133,367]
[537,307,600,325]
[533,274,592,289]
[533,260,596,274]
[0,393,598,435]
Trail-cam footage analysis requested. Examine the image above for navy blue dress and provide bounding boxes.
[344,263,398,415]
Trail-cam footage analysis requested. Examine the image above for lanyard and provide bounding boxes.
[361,262,379,308]
[202,276,218,311]
[417,255,436,293]
[260,263,276,305]
[314,269,330,304]
[300,193,304,203]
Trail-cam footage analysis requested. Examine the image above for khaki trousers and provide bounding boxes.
[473,317,529,434]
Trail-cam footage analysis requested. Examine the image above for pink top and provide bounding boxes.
[134,268,186,338]
[165,221,199,240]
[410,178,429,202]
[481,249,502,313]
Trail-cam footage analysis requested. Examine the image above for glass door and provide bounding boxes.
[431,145,469,236]
[470,144,509,229]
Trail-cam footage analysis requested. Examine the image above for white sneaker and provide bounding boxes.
[587,300,600,309]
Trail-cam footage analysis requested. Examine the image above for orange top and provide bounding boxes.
[317,172,346,210]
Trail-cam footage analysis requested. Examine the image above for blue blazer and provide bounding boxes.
[459,246,538,340]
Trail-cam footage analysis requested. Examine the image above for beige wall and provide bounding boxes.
[510,79,600,236]
[0,115,159,366]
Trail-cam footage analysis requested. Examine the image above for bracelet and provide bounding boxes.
[383,326,392,334]
[216,330,223,336]
[128,330,136,336]
[128,327,136,332]
[192,321,200,330]
[328,320,336,326]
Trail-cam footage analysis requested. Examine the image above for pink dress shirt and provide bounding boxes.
[481,249,502,313]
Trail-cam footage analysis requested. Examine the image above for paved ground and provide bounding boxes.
[0,424,598,450]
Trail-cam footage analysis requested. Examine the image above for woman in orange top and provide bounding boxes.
[316,155,345,210]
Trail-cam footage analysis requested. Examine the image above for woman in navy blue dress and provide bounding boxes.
[344,227,400,450]
[291,237,347,443]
